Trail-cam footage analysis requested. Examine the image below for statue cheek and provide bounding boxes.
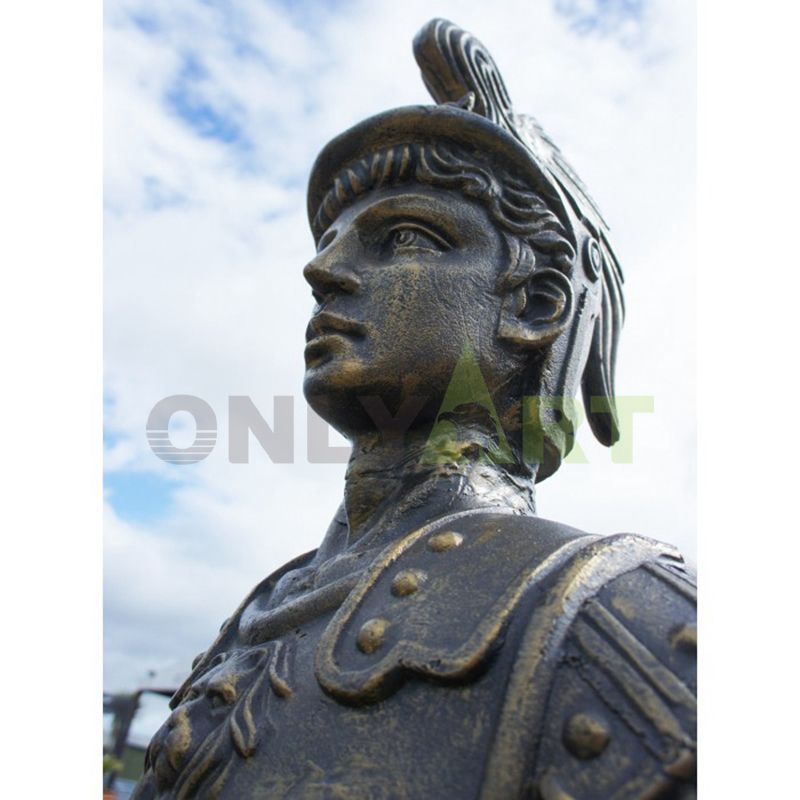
[376,269,421,317]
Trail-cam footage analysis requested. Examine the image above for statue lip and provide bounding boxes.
[305,311,367,344]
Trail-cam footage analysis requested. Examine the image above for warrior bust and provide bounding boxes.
[134,19,696,800]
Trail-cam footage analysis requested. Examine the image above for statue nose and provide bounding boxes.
[303,252,361,298]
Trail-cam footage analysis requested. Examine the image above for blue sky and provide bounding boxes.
[104,469,175,523]
[104,0,695,732]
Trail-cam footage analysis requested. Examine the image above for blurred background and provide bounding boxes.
[103,0,695,792]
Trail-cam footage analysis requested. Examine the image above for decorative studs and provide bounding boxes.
[356,618,389,654]
[427,531,464,552]
[391,569,427,597]
[670,623,697,653]
[563,712,611,759]
[664,748,697,780]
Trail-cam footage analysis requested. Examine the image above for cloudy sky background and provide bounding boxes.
[104,0,695,738]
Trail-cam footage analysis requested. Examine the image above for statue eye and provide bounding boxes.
[388,224,449,253]
[393,229,419,248]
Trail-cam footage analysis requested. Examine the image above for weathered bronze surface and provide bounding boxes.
[133,19,696,799]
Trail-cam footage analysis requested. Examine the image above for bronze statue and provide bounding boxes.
[133,19,696,799]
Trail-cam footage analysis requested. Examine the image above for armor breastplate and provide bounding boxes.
[133,512,696,799]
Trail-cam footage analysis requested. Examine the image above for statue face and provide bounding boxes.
[303,182,528,437]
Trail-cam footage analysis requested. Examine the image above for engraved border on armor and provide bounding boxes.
[478,535,684,800]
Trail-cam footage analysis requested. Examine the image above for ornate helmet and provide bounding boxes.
[307,19,625,480]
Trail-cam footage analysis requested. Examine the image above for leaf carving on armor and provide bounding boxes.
[138,640,294,798]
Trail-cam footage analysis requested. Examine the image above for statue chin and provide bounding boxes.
[304,366,453,448]
[302,366,376,440]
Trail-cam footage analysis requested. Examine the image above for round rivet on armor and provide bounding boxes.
[356,618,389,654]
[563,712,611,759]
[670,623,697,652]
[427,531,464,552]
[391,569,426,597]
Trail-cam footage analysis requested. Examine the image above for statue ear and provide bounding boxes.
[497,267,574,348]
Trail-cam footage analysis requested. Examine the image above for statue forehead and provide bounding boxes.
[319,181,501,236]
[311,137,538,246]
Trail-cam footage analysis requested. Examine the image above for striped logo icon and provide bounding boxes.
[146,395,218,464]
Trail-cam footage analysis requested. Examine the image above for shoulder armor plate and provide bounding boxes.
[315,510,597,704]
[480,538,696,800]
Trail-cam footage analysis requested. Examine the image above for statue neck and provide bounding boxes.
[341,425,537,550]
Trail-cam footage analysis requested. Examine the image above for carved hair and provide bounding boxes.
[311,141,576,290]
